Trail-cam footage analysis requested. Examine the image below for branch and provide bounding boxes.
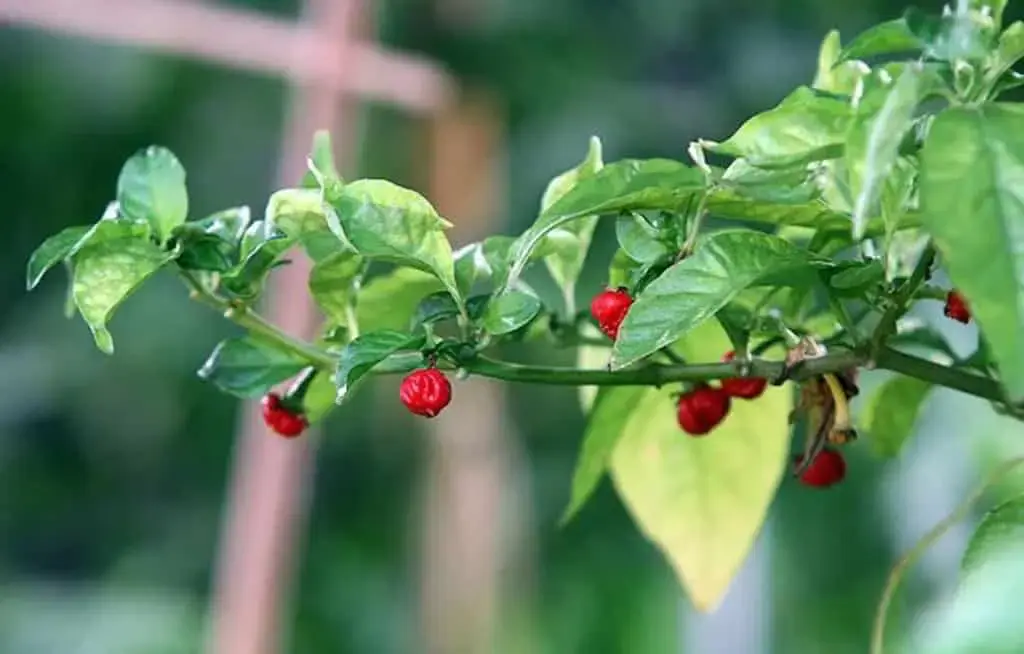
[457,349,866,387]
[180,271,336,370]
[875,347,1005,402]
[871,243,936,354]
[178,268,1011,406]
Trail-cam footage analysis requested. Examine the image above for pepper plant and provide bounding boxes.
[24,0,1024,649]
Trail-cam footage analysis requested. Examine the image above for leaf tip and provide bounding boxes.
[557,507,579,529]
[91,326,115,355]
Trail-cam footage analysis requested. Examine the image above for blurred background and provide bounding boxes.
[3,1,1024,653]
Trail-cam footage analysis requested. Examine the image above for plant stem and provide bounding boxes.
[344,301,360,340]
[870,455,1024,654]
[179,271,1010,406]
[180,271,336,370]
[871,243,936,355]
[876,347,1005,402]
[455,349,865,386]
[828,294,862,342]
[679,191,710,257]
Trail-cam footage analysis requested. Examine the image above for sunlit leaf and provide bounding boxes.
[848,64,927,239]
[325,179,462,310]
[355,268,446,334]
[504,159,705,288]
[610,322,791,611]
[812,29,871,95]
[540,136,605,297]
[300,130,342,190]
[300,370,339,424]
[703,86,851,168]
[308,250,364,324]
[116,146,189,242]
[69,221,176,353]
[563,386,648,523]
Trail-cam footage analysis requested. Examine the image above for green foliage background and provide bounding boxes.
[3,0,1024,652]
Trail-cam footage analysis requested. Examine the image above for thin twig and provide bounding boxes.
[871,456,1024,654]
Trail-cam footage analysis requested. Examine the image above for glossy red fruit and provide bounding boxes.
[590,287,633,340]
[676,384,731,436]
[260,392,308,438]
[400,368,452,418]
[720,350,768,400]
[794,448,846,488]
[944,290,971,324]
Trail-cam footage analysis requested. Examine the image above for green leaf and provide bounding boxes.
[481,289,542,335]
[993,70,1024,98]
[355,268,446,334]
[703,86,851,168]
[308,250,364,324]
[325,179,461,309]
[576,322,611,412]
[828,259,885,291]
[610,321,792,611]
[905,7,995,62]
[838,10,993,64]
[299,370,338,424]
[504,159,706,288]
[715,302,753,353]
[172,207,251,273]
[984,21,1024,93]
[26,225,90,290]
[197,337,308,398]
[919,104,1024,401]
[611,230,821,369]
[69,221,175,353]
[977,0,1008,30]
[412,291,462,329]
[265,188,330,239]
[615,213,671,263]
[962,495,1024,576]
[608,248,639,288]
[837,18,924,63]
[719,158,821,204]
[193,206,251,242]
[812,29,871,95]
[706,189,853,230]
[860,375,932,457]
[848,65,927,240]
[562,386,648,524]
[220,221,294,299]
[264,189,347,263]
[454,243,483,296]
[116,146,189,241]
[300,130,341,190]
[540,136,605,296]
[335,330,425,402]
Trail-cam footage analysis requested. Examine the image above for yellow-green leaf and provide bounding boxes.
[609,322,791,611]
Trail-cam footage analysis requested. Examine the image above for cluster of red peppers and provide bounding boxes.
[254,284,975,492]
